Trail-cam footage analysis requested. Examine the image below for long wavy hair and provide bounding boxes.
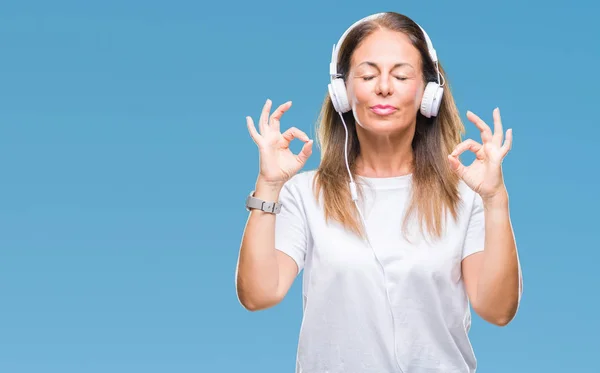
[313,12,465,241]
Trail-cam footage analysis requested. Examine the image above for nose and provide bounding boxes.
[375,73,393,97]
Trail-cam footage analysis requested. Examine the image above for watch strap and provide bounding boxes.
[245,191,282,214]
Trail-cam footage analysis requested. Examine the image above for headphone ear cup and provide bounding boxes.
[420,82,444,118]
[328,78,351,113]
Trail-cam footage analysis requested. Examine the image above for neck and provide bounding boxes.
[355,126,414,178]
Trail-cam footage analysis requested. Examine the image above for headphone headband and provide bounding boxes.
[329,12,438,78]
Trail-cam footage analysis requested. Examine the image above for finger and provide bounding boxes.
[450,139,483,159]
[269,101,292,133]
[447,154,466,178]
[246,116,261,144]
[466,110,493,143]
[259,99,272,134]
[282,127,310,144]
[500,128,513,156]
[492,107,504,146]
[296,139,314,164]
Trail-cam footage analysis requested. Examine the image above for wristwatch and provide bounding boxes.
[245,190,282,214]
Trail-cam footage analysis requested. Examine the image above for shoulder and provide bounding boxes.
[281,169,318,197]
[456,180,484,217]
[277,169,321,218]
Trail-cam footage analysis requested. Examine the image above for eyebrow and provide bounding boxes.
[357,61,414,70]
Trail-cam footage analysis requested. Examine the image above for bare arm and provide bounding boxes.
[451,108,522,327]
[462,188,522,326]
[235,178,300,311]
[237,98,313,311]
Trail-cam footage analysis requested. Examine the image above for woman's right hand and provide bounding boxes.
[246,99,313,188]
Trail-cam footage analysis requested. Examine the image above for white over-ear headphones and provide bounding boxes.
[328,13,445,118]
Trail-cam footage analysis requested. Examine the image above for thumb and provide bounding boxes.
[297,139,313,164]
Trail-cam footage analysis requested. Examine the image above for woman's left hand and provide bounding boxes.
[448,108,513,202]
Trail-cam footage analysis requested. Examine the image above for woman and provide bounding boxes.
[236,12,523,373]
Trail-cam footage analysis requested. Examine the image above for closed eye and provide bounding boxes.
[361,76,408,81]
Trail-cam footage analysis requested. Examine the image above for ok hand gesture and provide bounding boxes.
[247,99,313,187]
[448,108,513,201]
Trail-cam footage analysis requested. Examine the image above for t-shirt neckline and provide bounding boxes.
[356,173,413,189]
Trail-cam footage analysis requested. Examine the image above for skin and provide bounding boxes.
[346,28,424,177]
[239,27,522,327]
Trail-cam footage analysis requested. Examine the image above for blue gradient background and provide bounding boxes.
[0,1,598,372]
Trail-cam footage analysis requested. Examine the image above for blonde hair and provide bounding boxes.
[312,12,465,240]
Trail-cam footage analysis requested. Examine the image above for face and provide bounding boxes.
[346,28,425,135]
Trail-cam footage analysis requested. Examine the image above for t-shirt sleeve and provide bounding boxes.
[274,180,308,275]
[462,191,486,260]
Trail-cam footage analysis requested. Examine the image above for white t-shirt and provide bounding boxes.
[274,169,486,373]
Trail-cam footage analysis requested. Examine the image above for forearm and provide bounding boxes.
[475,188,522,325]
[236,179,283,310]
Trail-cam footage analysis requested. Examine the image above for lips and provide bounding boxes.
[370,105,398,116]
